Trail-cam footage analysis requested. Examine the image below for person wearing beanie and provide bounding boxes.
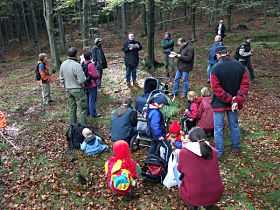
[166,120,184,149]
[146,93,172,161]
[105,140,141,200]
[80,128,108,156]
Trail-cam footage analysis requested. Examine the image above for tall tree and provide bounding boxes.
[20,1,30,41]
[12,0,24,55]
[82,0,89,47]
[146,0,155,69]
[121,3,126,35]
[140,1,147,36]
[0,25,5,63]
[226,0,234,32]
[43,0,60,72]
[56,1,66,51]
[29,0,41,54]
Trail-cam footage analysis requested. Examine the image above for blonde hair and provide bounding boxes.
[38,53,47,61]
[201,87,211,97]
[82,128,92,138]
[187,91,198,101]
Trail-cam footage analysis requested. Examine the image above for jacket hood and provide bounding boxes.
[183,141,210,156]
[85,134,96,145]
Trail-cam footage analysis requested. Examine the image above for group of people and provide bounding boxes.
[35,20,254,207]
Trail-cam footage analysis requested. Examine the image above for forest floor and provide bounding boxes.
[0,17,280,209]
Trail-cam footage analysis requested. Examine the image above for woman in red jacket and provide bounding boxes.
[178,127,224,209]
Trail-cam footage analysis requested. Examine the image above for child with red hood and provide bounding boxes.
[105,140,141,200]
[166,120,184,149]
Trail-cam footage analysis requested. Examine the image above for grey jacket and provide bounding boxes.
[60,58,86,89]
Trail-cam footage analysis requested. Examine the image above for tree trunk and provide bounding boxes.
[263,0,268,23]
[146,0,155,69]
[12,0,24,55]
[190,0,197,41]
[43,0,60,72]
[57,8,66,51]
[226,1,234,32]
[159,11,166,32]
[4,20,8,41]
[140,2,147,37]
[82,0,89,47]
[79,0,83,35]
[208,0,215,27]
[278,0,280,12]
[29,0,41,54]
[21,1,30,42]
[121,3,126,35]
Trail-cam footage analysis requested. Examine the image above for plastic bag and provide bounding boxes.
[163,152,178,188]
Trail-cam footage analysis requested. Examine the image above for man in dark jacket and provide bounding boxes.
[169,38,194,99]
[122,33,142,87]
[162,32,175,77]
[238,36,256,82]
[92,38,107,89]
[215,20,226,40]
[210,46,249,158]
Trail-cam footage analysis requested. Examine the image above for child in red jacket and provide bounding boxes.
[196,87,214,136]
[166,120,184,149]
[181,91,201,131]
[105,140,141,200]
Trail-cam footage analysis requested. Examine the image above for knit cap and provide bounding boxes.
[169,120,181,135]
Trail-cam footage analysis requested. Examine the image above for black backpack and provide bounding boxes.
[141,154,168,183]
[81,61,92,86]
[234,45,241,60]
[66,123,86,149]
[35,63,41,81]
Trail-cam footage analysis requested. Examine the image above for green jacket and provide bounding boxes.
[162,38,174,54]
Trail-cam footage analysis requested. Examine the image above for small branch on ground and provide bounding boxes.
[0,131,20,150]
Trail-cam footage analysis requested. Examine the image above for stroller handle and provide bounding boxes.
[146,89,175,104]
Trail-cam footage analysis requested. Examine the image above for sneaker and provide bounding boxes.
[168,92,177,96]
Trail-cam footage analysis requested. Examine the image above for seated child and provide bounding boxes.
[166,120,184,150]
[196,87,214,136]
[80,128,108,156]
[105,140,141,200]
[181,91,201,131]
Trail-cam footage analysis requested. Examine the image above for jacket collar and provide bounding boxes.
[183,141,210,156]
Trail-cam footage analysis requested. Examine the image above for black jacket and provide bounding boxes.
[177,42,194,72]
[215,24,226,38]
[122,39,142,67]
[92,45,108,69]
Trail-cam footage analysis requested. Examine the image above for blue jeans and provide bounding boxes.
[126,66,137,83]
[86,87,97,117]
[172,70,189,96]
[214,111,241,157]
[207,64,214,82]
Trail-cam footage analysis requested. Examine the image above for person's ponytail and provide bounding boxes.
[198,139,213,160]
[117,97,133,117]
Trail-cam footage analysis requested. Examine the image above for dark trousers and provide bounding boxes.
[241,58,255,80]
[181,116,196,132]
[125,65,137,83]
[148,138,172,162]
[86,87,97,117]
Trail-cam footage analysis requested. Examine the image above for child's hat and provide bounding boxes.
[113,140,131,159]
[169,120,181,135]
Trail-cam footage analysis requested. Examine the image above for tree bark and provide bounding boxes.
[263,0,268,23]
[43,0,60,72]
[12,0,24,55]
[21,1,30,41]
[121,3,126,35]
[227,1,234,32]
[82,0,89,47]
[29,0,41,54]
[79,0,83,35]
[190,0,197,41]
[146,0,155,69]
[140,2,147,37]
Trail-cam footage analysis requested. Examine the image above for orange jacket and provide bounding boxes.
[38,61,50,84]
[0,112,7,128]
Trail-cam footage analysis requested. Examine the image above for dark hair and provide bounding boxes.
[178,38,186,43]
[188,127,213,160]
[117,97,133,117]
[245,36,252,40]
[68,47,78,57]
[84,51,92,60]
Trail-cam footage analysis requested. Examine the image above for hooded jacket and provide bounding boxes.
[196,97,214,132]
[177,42,194,72]
[92,40,108,69]
[178,142,224,206]
[80,135,108,156]
[146,104,166,139]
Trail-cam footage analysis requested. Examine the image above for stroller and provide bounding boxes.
[131,77,171,151]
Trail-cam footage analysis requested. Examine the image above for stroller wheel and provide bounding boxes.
[130,135,139,152]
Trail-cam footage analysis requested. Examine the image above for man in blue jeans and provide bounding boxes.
[169,38,194,99]
[210,46,249,158]
[122,33,142,87]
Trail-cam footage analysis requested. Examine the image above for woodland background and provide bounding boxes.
[0,0,279,209]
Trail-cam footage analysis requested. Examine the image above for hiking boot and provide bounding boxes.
[232,147,241,153]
